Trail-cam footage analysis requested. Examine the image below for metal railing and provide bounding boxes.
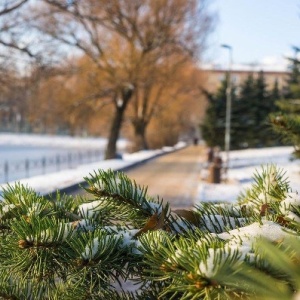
[0,150,103,183]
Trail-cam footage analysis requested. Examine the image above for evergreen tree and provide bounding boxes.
[266,79,283,145]
[202,71,279,150]
[283,48,300,99]
[201,77,226,148]
[1,166,300,299]
[201,75,237,149]
[270,49,300,157]
[271,78,281,101]
[233,74,256,148]
[252,71,278,147]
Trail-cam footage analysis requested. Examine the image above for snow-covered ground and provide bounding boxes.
[0,133,126,149]
[197,146,300,204]
[0,133,128,183]
[1,133,300,205]
[0,134,186,197]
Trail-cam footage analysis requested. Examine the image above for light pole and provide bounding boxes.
[221,44,233,172]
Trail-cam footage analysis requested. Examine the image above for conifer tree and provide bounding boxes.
[202,71,279,150]
[253,71,279,147]
[1,165,300,299]
[270,50,300,157]
[201,75,237,148]
[271,78,281,102]
[233,74,256,148]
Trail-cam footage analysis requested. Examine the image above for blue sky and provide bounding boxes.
[205,0,300,70]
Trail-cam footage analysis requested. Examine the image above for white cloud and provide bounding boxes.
[201,51,293,72]
[259,55,290,71]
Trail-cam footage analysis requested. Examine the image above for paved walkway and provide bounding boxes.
[124,145,206,209]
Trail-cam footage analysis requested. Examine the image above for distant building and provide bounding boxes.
[201,68,290,93]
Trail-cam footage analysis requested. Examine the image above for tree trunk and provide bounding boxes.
[105,86,134,159]
[105,105,126,159]
[132,119,149,152]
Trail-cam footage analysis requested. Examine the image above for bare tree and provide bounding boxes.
[0,1,76,133]
[128,55,196,151]
[38,0,214,158]
[0,0,41,59]
[145,65,207,148]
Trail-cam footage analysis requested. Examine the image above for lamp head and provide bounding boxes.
[221,44,232,49]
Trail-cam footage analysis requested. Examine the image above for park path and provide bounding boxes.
[124,145,206,209]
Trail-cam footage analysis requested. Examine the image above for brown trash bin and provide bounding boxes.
[207,147,214,163]
[207,156,222,184]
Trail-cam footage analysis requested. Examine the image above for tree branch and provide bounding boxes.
[0,0,28,16]
[0,39,35,57]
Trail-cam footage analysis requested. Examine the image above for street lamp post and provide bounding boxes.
[221,44,233,172]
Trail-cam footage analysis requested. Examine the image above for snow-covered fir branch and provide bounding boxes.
[0,166,299,299]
